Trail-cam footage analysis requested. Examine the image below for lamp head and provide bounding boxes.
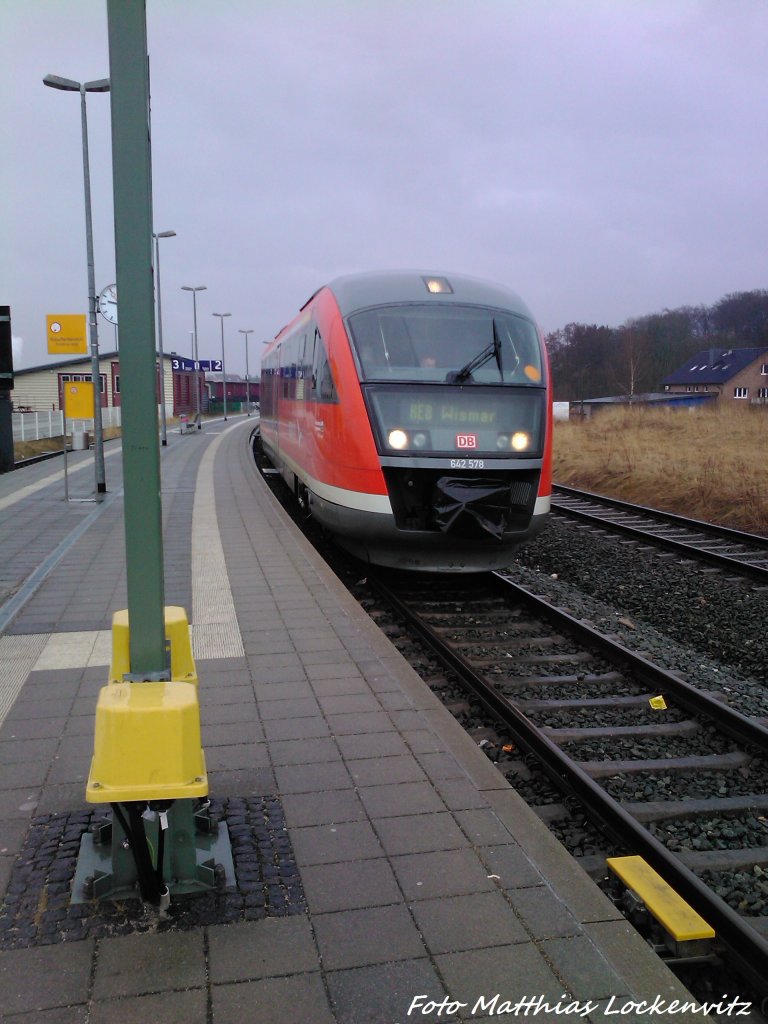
[43,74,109,93]
[43,74,81,91]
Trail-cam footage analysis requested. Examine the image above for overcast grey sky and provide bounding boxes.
[3,0,767,376]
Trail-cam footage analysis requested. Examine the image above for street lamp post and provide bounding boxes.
[43,73,110,495]
[181,285,206,428]
[153,230,175,446]
[239,329,254,415]
[212,313,231,420]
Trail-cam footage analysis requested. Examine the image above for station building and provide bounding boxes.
[11,351,204,418]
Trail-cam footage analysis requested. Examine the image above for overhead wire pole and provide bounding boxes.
[239,329,254,415]
[182,286,206,427]
[106,0,165,673]
[212,312,231,420]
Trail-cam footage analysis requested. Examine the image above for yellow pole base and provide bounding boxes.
[87,606,207,804]
[109,606,197,686]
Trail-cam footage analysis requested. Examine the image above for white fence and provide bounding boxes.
[12,406,123,443]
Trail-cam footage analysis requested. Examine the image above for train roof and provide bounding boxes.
[322,271,537,320]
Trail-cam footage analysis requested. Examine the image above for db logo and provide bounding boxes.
[456,434,477,449]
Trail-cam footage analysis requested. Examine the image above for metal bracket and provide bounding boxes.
[122,670,172,682]
[71,799,235,904]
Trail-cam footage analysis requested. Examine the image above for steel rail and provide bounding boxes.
[491,572,768,753]
[551,485,768,583]
[553,484,768,549]
[368,573,768,996]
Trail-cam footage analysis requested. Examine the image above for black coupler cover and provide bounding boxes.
[432,476,512,540]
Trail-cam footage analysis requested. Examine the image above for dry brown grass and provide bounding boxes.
[553,404,768,535]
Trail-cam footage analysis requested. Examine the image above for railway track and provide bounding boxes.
[551,484,768,585]
[366,569,768,997]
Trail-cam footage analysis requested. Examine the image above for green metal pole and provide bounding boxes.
[107,0,166,676]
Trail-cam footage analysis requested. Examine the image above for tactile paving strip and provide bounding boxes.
[0,635,48,724]
[190,435,245,660]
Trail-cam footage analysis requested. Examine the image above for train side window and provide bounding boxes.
[287,332,298,400]
[295,332,307,400]
[266,354,278,417]
[318,356,337,401]
[282,348,290,398]
[311,329,338,402]
[304,330,316,398]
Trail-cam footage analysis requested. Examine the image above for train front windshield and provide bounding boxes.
[348,304,547,459]
[348,303,543,385]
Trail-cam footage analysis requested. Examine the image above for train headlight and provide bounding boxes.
[388,429,409,450]
[496,434,510,450]
[511,431,530,451]
[412,432,429,449]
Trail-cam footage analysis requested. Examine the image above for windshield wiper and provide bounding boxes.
[445,319,504,384]
[493,317,504,378]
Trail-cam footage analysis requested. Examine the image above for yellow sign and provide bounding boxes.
[47,314,87,355]
[649,695,668,710]
[64,381,95,419]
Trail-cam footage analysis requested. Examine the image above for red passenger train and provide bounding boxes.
[259,271,552,572]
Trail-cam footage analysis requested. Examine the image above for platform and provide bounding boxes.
[0,419,715,1022]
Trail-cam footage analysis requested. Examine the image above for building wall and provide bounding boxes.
[728,359,768,401]
[173,370,203,416]
[206,380,260,402]
[12,356,114,411]
[13,356,178,415]
[15,357,259,416]
[10,369,59,412]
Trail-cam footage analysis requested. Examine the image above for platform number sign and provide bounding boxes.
[171,357,223,372]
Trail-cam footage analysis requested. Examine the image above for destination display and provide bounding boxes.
[365,384,544,456]
[405,401,498,426]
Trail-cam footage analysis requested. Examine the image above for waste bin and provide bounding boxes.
[72,430,90,451]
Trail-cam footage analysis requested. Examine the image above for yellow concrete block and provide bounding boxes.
[86,681,208,803]
[607,855,715,942]
[109,606,197,686]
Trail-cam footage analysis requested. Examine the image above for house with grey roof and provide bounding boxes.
[661,347,768,404]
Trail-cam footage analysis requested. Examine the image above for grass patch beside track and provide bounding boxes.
[553,404,768,534]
